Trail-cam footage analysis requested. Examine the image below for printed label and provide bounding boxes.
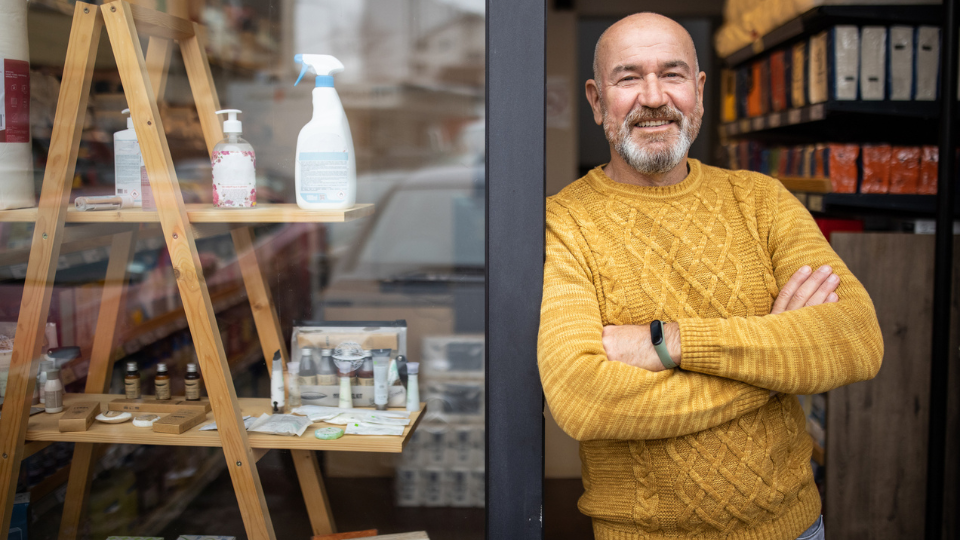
[125,377,141,399]
[212,150,256,207]
[141,165,155,209]
[155,379,171,400]
[185,379,200,400]
[115,139,143,205]
[0,59,30,143]
[316,374,337,386]
[298,151,348,203]
[356,377,375,386]
[44,388,62,411]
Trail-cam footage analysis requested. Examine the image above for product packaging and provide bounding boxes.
[827,144,859,193]
[247,413,312,437]
[293,54,356,210]
[152,409,207,434]
[291,321,407,408]
[199,415,255,431]
[324,412,410,426]
[292,404,409,423]
[860,145,892,194]
[0,0,35,211]
[114,109,145,207]
[889,146,921,194]
[58,401,101,432]
[919,145,938,195]
[344,422,405,436]
[177,536,237,540]
[109,397,211,414]
[212,109,256,208]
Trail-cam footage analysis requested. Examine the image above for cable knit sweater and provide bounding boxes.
[538,159,883,539]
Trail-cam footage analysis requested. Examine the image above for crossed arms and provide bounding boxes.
[537,183,883,442]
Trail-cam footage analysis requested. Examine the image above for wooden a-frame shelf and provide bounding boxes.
[26,394,427,454]
[0,2,383,539]
[0,202,375,224]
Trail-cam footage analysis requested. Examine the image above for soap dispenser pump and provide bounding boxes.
[293,54,357,210]
[212,109,256,208]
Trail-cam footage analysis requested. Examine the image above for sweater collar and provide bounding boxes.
[586,158,704,200]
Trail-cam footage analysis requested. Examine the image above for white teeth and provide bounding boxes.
[636,120,671,127]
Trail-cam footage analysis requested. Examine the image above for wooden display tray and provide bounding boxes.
[26,394,425,453]
[108,396,212,413]
[0,203,375,224]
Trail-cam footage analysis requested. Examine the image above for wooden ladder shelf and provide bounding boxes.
[0,3,409,539]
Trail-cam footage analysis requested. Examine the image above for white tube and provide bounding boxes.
[373,357,388,410]
[270,352,285,412]
[0,0,35,210]
[338,376,353,409]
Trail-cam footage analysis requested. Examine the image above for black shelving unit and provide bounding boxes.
[720,5,958,540]
[724,5,941,67]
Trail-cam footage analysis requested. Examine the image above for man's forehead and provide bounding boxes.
[598,17,695,73]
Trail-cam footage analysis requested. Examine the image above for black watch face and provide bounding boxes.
[650,320,663,346]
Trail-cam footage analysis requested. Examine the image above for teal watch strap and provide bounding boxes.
[651,320,678,369]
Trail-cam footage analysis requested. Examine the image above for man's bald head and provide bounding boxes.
[592,13,700,88]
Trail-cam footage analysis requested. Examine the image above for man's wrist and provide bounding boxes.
[665,322,682,367]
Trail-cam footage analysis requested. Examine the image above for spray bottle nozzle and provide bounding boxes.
[294,54,344,88]
[215,109,243,134]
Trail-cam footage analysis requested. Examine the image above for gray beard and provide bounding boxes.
[604,104,701,175]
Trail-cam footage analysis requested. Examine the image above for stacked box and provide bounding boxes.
[395,335,485,507]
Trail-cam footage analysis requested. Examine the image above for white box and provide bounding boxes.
[889,26,914,101]
[915,26,940,100]
[859,27,886,100]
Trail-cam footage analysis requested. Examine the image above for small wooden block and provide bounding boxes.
[109,396,211,414]
[152,409,208,434]
[58,401,101,432]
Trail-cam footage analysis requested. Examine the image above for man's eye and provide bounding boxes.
[663,73,680,78]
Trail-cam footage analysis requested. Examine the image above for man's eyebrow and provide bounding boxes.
[609,60,692,76]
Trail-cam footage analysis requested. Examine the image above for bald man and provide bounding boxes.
[538,13,882,540]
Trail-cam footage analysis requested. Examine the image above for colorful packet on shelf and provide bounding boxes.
[889,146,920,194]
[247,413,312,437]
[860,145,892,194]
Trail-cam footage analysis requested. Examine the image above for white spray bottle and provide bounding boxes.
[293,54,356,210]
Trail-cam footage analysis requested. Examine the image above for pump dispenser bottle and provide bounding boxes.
[293,54,356,210]
[212,109,256,208]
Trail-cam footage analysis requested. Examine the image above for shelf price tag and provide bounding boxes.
[788,109,802,124]
[739,119,750,133]
[807,194,824,212]
[768,113,781,128]
[751,117,765,131]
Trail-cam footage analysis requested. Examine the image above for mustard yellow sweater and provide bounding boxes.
[538,160,883,540]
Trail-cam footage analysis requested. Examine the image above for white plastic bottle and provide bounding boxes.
[114,109,145,207]
[212,109,257,208]
[293,54,356,210]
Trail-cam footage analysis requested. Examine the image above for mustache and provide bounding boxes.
[623,105,684,126]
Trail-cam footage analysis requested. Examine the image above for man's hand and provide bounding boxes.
[770,265,840,315]
[601,321,680,373]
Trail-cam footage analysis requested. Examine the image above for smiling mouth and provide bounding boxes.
[634,120,674,128]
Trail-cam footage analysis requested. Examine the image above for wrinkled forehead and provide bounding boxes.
[598,22,696,77]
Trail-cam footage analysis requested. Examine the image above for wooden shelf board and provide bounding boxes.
[28,463,71,502]
[0,203,374,224]
[777,176,832,193]
[26,394,424,454]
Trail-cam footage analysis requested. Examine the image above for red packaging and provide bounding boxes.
[919,145,938,195]
[828,143,859,193]
[860,145,892,194]
[889,146,921,194]
[746,60,768,117]
[769,51,788,112]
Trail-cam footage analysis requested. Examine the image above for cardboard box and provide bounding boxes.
[828,144,860,193]
[861,145,893,193]
[152,409,207,434]
[889,146,921,194]
[109,396,211,414]
[919,145,938,194]
[58,401,101,432]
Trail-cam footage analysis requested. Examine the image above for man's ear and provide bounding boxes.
[697,71,706,109]
[585,79,604,126]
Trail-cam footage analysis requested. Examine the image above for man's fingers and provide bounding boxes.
[771,266,811,315]
[785,265,832,311]
[827,292,839,303]
[804,272,840,307]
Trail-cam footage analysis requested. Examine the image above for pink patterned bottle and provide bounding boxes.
[212,109,256,208]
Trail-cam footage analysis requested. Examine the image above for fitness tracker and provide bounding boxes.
[650,320,678,369]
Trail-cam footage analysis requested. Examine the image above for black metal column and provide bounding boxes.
[486,0,546,539]
[926,2,958,538]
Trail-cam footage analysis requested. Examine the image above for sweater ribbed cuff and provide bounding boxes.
[677,318,724,376]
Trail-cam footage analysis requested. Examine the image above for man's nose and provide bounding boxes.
[636,74,668,108]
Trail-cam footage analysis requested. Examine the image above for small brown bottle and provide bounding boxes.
[154,362,171,400]
[184,363,201,400]
[125,361,141,399]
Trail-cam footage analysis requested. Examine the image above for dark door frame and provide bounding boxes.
[486,0,546,539]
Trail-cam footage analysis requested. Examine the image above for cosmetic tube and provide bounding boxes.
[406,362,420,412]
[372,350,390,410]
